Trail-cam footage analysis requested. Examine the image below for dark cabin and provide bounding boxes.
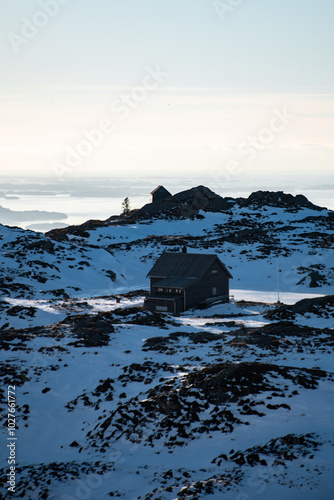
[144,249,232,314]
[150,185,172,203]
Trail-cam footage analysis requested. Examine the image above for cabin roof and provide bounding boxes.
[147,252,233,279]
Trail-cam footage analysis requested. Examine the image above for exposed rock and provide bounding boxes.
[6,305,36,317]
[27,239,55,254]
[229,320,326,349]
[240,191,325,211]
[213,432,320,467]
[134,185,232,219]
[64,311,114,347]
[91,361,328,451]
[309,270,327,288]
[44,187,327,245]
[265,295,334,320]
[143,331,223,352]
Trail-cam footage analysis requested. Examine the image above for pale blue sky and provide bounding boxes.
[0,0,333,182]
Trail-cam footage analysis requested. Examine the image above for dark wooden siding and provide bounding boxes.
[145,297,183,314]
[150,277,164,293]
[152,286,183,295]
[152,187,171,203]
[185,261,229,309]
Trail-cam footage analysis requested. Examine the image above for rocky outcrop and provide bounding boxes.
[45,187,326,242]
[134,185,233,219]
[265,294,334,320]
[91,361,329,451]
[239,191,325,211]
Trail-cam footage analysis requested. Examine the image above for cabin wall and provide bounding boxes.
[185,263,229,308]
[150,277,163,293]
[145,296,183,314]
[151,188,171,203]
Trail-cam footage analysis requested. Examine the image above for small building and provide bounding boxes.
[144,248,232,314]
[150,185,172,203]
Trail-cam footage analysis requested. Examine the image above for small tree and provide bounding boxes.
[122,197,131,215]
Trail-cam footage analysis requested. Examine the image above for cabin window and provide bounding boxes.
[211,269,217,274]
[212,287,217,296]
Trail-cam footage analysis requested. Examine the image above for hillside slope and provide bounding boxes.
[1,188,332,303]
[0,294,333,498]
[0,188,333,498]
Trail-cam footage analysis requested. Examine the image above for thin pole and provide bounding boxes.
[277,258,280,303]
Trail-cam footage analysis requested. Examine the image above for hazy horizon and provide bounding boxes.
[1,174,334,231]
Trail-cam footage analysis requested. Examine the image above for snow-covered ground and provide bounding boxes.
[0,293,333,499]
[0,192,333,498]
[0,198,333,303]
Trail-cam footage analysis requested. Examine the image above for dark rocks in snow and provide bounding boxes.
[113,307,174,328]
[66,378,115,411]
[213,432,320,468]
[230,320,325,349]
[118,361,174,385]
[0,459,114,500]
[0,281,32,297]
[0,363,29,386]
[91,361,329,451]
[64,311,115,347]
[27,239,55,254]
[265,295,334,320]
[105,269,117,281]
[309,270,327,288]
[6,305,36,318]
[61,306,173,348]
[143,331,223,353]
[184,362,326,404]
[47,223,101,241]
[41,288,70,299]
[296,269,327,288]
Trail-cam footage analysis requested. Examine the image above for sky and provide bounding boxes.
[0,0,333,186]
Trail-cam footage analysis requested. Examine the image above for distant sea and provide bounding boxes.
[0,176,333,232]
[1,194,147,231]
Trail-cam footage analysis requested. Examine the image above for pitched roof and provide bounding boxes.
[147,252,233,279]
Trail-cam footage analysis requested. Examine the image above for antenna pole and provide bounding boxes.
[277,258,280,303]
